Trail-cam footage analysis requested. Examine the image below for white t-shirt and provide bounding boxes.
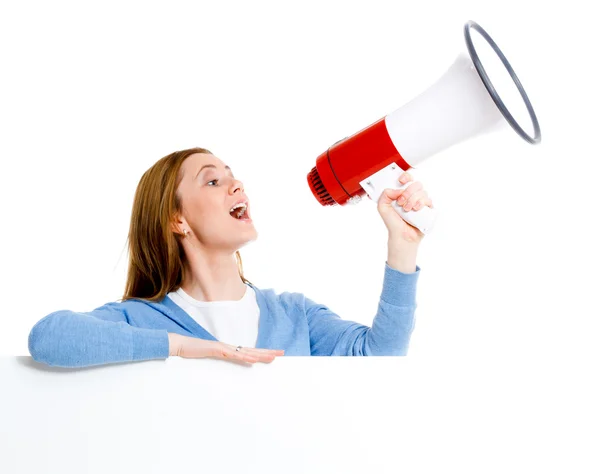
[166,285,260,348]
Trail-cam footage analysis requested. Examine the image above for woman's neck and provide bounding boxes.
[180,248,246,302]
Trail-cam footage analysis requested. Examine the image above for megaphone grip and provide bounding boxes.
[391,200,438,235]
[359,162,439,234]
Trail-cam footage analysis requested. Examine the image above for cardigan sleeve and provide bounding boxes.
[28,302,170,368]
[305,262,420,356]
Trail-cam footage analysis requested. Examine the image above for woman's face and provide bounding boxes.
[174,153,257,251]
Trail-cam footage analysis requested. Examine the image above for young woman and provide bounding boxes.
[28,147,432,367]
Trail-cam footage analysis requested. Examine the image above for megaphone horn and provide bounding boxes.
[307,20,542,234]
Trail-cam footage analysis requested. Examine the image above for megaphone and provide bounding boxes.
[307,20,541,234]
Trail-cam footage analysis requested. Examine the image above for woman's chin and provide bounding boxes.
[233,225,258,246]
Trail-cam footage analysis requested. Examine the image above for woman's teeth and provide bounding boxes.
[229,203,248,219]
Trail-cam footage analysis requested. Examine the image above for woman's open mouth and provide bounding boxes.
[229,202,252,223]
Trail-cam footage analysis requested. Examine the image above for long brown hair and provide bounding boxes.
[120,147,252,303]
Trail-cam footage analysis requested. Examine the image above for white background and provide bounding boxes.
[1,0,599,472]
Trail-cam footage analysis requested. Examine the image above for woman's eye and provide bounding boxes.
[207,179,218,186]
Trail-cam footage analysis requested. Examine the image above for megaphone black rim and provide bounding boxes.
[464,20,541,144]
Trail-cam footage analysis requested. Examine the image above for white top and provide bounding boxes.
[166,285,260,348]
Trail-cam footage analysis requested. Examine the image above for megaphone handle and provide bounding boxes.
[358,163,439,234]
[390,198,438,235]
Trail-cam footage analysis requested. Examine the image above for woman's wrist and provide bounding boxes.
[387,238,419,273]
[168,333,184,357]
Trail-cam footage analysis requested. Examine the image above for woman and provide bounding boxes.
[28,147,432,367]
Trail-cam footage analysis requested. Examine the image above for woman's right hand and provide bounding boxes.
[168,333,285,364]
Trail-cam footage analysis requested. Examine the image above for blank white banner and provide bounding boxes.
[1,355,598,474]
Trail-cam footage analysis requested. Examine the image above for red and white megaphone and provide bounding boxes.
[307,20,541,234]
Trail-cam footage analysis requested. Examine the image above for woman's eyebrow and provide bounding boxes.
[195,164,234,179]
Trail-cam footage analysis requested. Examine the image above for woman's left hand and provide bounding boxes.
[376,171,434,244]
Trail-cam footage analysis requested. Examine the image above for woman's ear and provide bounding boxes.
[170,214,186,236]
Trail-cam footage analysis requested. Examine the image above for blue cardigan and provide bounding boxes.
[28,262,420,367]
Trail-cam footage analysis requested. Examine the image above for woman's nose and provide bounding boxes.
[229,178,244,194]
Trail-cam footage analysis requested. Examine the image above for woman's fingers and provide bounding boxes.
[176,338,284,364]
[399,172,413,184]
[243,347,285,357]
[239,348,281,364]
[222,344,285,364]
[396,182,424,209]
[220,346,261,364]
[395,174,435,212]
[413,197,434,211]
[249,347,285,354]
[402,189,428,211]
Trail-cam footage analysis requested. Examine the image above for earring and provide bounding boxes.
[183,229,188,237]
